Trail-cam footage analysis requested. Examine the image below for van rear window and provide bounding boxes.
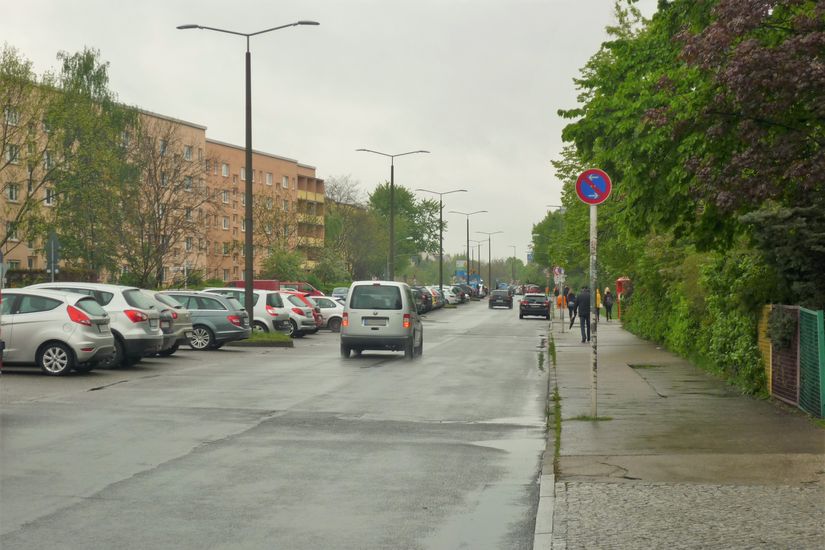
[350,285,402,310]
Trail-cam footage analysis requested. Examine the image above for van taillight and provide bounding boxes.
[124,309,148,323]
[403,313,411,329]
[342,312,349,327]
[67,305,92,326]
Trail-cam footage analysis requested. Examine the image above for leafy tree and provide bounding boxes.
[1,46,67,255]
[116,114,217,287]
[260,246,306,280]
[48,48,138,274]
[368,183,441,256]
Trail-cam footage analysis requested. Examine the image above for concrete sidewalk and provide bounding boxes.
[535,318,825,549]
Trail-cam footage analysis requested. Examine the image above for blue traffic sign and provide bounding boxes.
[576,169,612,205]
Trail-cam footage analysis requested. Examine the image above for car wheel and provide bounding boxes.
[415,338,424,358]
[73,362,96,373]
[157,342,179,357]
[519,313,524,319]
[253,321,269,334]
[404,337,414,360]
[340,343,351,358]
[190,326,214,350]
[37,342,74,376]
[287,320,298,338]
[99,337,125,368]
[328,317,342,333]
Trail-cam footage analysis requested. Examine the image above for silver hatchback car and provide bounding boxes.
[1,288,114,375]
[26,282,164,367]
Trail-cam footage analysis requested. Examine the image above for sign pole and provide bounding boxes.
[590,204,598,417]
[575,167,611,418]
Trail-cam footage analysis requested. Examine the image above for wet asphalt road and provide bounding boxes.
[0,300,550,549]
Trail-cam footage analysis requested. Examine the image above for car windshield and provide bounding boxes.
[155,293,183,308]
[350,284,403,310]
[75,297,107,316]
[266,293,284,308]
[123,289,157,309]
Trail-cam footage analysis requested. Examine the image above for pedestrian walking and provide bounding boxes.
[578,286,591,342]
[604,288,614,321]
[567,289,577,329]
[595,287,602,322]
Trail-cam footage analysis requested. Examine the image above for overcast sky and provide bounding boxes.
[4,0,658,262]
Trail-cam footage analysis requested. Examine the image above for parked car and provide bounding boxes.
[26,282,164,367]
[202,287,290,333]
[411,287,432,314]
[309,295,345,332]
[340,281,423,359]
[143,291,194,356]
[159,291,250,349]
[489,289,513,309]
[278,291,318,337]
[442,287,460,305]
[425,286,445,309]
[519,293,551,319]
[228,280,324,296]
[331,287,349,301]
[0,288,115,375]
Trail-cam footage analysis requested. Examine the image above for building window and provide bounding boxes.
[222,216,229,230]
[185,208,192,221]
[159,139,168,156]
[266,172,273,186]
[6,222,19,241]
[44,187,55,206]
[222,190,229,203]
[241,217,246,232]
[7,183,20,202]
[4,107,20,126]
[183,145,193,161]
[282,176,289,189]
[205,159,211,173]
[43,150,53,170]
[282,200,289,212]
[265,197,273,209]
[223,269,229,281]
[198,148,203,161]
[27,257,34,269]
[5,144,20,164]
[221,163,229,177]
[184,176,193,192]
[223,242,230,256]
[240,194,245,206]
[240,167,246,181]
[185,237,193,251]
[8,260,20,270]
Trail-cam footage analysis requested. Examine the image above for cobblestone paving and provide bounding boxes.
[551,481,825,549]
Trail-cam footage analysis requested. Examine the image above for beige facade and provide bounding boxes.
[1,105,324,284]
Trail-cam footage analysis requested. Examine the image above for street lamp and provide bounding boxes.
[357,149,430,280]
[178,20,319,321]
[469,238,486,285]
[477,230,503,292]
[448,210,487,287]
[508,245,517,282]
[415,188,467,295]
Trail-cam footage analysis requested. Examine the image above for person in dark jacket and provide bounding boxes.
[567,289,577,329]
[604,288,614,321]
[577,286,591,342]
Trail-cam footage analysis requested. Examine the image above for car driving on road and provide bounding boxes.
[519,293,551,319]
[340,281,423,359]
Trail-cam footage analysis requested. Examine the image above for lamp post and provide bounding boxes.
[178,20,319,321]
[469,238,485,286]
[415,188,467,295]
[357,149,430,280]
[508,245,517,283]
[448,210,487,286]
[477,230,503,292]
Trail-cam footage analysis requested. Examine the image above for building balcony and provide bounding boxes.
[297,213,323,225]
[297,190,325,203]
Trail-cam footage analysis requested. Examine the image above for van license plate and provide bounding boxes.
[363,317,388,327]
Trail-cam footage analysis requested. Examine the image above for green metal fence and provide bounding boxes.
[799,308,825,418]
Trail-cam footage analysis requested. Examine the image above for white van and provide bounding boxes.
[339,281,423,359]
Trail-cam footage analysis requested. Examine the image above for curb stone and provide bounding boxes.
[533,473,555,550]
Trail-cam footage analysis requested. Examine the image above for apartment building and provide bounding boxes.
[1,104,324,285]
